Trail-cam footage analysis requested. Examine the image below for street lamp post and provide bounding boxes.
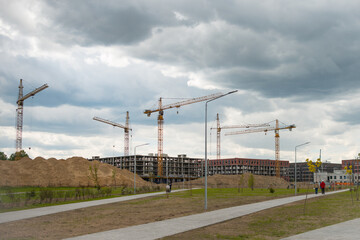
[295,142,310,195]
[134,143,149,194]
[205,90,237,210]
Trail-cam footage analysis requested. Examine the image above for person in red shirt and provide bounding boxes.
[320,181,326,194]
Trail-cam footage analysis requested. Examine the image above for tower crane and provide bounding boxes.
[144,92,226,177]
[16,79,48,153]
[225,119,296,177]
[210,113,270,160]
[93,111,132,156]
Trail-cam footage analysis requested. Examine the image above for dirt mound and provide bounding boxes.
[0,157,150,188]
[174,173,290,189]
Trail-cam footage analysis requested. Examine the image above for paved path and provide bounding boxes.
[0,189,188,224]
[65,190,348,240]
[282,218,360,240]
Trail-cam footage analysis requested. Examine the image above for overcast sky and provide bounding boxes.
[1,0,360,163]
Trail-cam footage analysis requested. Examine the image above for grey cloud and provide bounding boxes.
[125,1,360,100]
[331,105,360,126]
[42,0,176,46]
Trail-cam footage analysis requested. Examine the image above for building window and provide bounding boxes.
[334,176,336,179]
[340,176,342,179]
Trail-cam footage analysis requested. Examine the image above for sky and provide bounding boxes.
[1,0,360,163]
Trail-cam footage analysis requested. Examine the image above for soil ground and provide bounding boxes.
[0,157,150,187]
[174,173,292,189]
[1,157,346,239]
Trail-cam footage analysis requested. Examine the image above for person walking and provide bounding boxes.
[314,182,319,194]
[320,180,326,194]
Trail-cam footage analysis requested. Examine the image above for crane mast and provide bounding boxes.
[144,92,224,177]
[16,79,48,153]
[216,113,221,161]
[275,119,280,177]
[124,111,130,156]
[93,112,132,156]
[225,119,295,177]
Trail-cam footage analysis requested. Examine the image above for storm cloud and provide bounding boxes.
[1,0,360,162]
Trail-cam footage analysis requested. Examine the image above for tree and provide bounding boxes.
[88,162,100,190]
[0,152,7,160]
[238,174,244,193]
[304,158,322,214]
[248,174,254,190]
[112,169,117,188]
[9,150,28,161]
[345,165,354,204]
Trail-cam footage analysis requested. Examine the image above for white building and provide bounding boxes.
[314,170,358,185]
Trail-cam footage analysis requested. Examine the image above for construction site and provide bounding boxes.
[10,79,300,186]
[92,155,291,183]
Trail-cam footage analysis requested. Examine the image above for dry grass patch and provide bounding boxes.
[0,188,301,239]
[165,190,360,240]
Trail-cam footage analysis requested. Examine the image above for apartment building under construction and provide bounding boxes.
[91,154,290,182]
[91,154,202,183]
[208,158,290,179]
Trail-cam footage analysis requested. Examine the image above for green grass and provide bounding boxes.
[0,186,79,193]
[167,190,359,239]
[172,187,310,199]
[0,186,164,213]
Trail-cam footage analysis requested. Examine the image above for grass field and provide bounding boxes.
[165,190,360,240]
[0,185,163,213]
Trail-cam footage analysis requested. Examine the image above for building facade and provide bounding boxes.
[91,154,202,182]
[342,159,360,174]
[288,162,342,182]
[91,155,291,181]
[208,158,289,179]
[314,169,357,185]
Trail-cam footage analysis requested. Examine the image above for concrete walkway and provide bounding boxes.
[65,190,348,240]
[282,218,360,240]
[0,189,188,224]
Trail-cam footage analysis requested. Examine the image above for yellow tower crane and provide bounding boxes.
[210,113,270,160]
[93,111,132,156]
[144,92,226,177]
[225,119,296,177]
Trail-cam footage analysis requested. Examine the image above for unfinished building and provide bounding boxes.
[91,155,290,182]
[91,154,202,183]
[208,158,290,180]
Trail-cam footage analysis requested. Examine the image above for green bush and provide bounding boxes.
[54,191,64,202]
[25,189,36,204]
[269,188,275,193]
[5,189,16,202]
[39,189,54,203]
[121,187,133,195]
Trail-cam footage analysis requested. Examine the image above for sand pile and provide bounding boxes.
[174,173,290,189]
[0,157,150,188]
